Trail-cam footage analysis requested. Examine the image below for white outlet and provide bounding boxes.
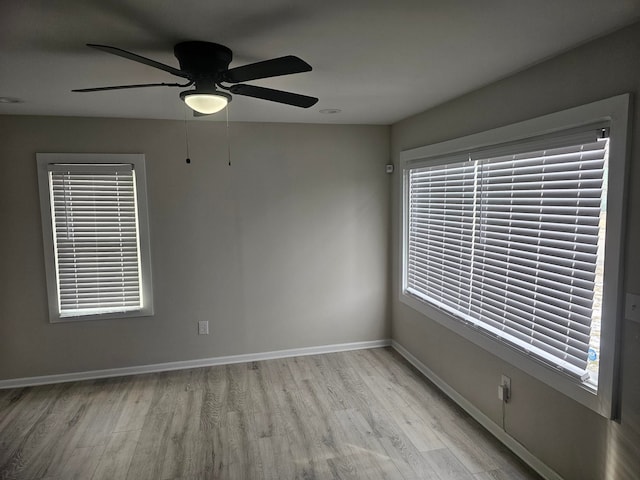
[499,375,511,403]
[198,321,209,335]
[625,293,640,323]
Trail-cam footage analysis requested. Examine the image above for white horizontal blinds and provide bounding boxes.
[406,129,608,383]
[407,161,478,313]
[471,139,608,381]
[48,163,143,317]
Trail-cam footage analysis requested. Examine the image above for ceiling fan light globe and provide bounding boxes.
[181,91,230,114]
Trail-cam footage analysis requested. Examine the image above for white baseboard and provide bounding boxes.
[391,340,563,480]
[0,339,391,389]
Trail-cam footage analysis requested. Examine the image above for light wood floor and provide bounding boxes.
[0,348,541,480]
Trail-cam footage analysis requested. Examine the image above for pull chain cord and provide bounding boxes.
[226,103,231,166]
[183,107,191,164]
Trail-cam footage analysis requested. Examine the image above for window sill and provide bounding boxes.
[50,307,154,323]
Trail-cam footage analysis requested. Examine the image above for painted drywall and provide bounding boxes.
[391,22,640,480]
[0,118,390,379]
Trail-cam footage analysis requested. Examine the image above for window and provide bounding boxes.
[37,154,153,322]
[400,95,630,418]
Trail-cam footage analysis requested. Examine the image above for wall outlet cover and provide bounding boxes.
[500,374,511,402]
[198,320,209,335]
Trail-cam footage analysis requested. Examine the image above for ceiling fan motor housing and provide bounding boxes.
[174,41,232,87]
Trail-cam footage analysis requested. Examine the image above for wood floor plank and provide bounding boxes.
[39,377,135,479]
[475,469,517,480]
[361,349,501,474]
[200,422,227,479]
[124,372,182,480]
[358,352,499,473]
[73,377,132,448]
[113,373,158,433]
[199,365,230,480]
[270,358,350,475]
[0,388,32,428]
[259,434,297,480]
[355,370,444,452]
[55,444,105,480]
[246,361,275,415]
[260,359,328,479]
[279,357,342,457]
[423,447,475,480]
[226,363,249,413]
[333,408,404,479]
[256,436,283,480]
[283,357,335,418]
[0,348,542,480]
[200,363,229,431]
[0,384,66,473]
[305,354,354,411]
[378,435,439,480]
[461,418,538,478]
[160,387,205,479]
[432,414,501,474]
[90,429,142,480]
[324,352,419,443]
[329,351,503,480]
[285,354,315,382]
[247,360,286,439]
[367,348,458,424]
[0,382,89,480]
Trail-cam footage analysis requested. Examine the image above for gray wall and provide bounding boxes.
[391,22,640,480]
[0,118,390,379]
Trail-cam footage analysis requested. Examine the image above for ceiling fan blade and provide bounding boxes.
[229,84,318,108]
[224,56,311,83]
[72,82,189,92]
[87,44,189,79]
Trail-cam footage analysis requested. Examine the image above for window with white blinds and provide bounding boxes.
[401,95,630,418]
[405,133,608,385]
[49,163,142,316]
[37,154,153,322]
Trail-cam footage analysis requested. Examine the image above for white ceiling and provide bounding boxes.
[1,0,639,125]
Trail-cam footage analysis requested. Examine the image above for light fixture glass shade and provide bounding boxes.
[181,91,230,114]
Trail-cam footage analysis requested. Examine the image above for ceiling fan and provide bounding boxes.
[72,41,319,115]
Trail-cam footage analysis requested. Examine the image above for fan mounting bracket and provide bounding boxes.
[173,41,233,80]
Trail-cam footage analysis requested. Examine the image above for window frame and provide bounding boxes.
[399,94,631,418]
[37,153,154,323]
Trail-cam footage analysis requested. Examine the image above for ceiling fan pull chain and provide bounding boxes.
[183,108,191,164]
[226,104,231,166]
